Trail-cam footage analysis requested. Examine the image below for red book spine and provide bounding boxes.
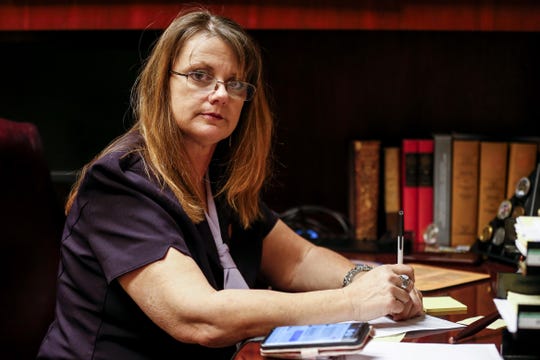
[417,139,434,245]
[401,139,419,243]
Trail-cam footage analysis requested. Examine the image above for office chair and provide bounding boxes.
[0,118,64,359]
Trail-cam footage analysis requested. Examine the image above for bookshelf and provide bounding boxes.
[0,2,539,236]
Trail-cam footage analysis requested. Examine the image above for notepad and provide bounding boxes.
[423,296,468,315]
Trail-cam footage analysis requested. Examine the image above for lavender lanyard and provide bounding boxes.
[204,179,249,289]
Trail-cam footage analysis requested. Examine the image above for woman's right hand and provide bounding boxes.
[342,264,424,321]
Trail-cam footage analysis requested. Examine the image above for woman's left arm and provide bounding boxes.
[260,220,424,321]
[260,219,355,291]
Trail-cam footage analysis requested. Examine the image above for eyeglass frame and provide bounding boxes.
[170,69,256,101]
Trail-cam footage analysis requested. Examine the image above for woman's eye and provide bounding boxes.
[228,80,245,90]
[190,71,212,82]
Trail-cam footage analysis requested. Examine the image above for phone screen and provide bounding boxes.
[261,322,369,350]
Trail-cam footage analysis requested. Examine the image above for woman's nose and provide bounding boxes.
[209,81,229,102]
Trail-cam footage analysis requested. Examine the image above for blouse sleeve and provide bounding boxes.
[67,152,195,284]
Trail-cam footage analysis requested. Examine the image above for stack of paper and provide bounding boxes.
[514,216,540,256]
[369,314,464,338]
[493,291,540,333]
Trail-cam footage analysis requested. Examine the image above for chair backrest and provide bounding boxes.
[0,118,65,359]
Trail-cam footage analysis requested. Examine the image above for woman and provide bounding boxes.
[37,8,423,359]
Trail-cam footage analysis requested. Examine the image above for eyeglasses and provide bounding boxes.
[170,70,256,101]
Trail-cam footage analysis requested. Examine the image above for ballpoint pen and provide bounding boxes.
[448,310,500,343]
[397,210,404,265]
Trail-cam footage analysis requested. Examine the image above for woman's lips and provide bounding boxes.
[201,112,224,120]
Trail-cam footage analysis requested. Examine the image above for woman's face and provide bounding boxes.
[169,33,245,151]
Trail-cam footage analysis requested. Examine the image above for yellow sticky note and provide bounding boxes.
[423,296,468,315]
[372,333,406,342]
[487,318,506,330]
[457,315,482,325]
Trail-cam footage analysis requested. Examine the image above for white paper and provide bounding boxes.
[344,341,503,360]
[514,216,540,256]
[368,314,465,338]
[494,292,540,333]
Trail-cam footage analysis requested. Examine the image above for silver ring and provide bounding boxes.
[399,274,410,289]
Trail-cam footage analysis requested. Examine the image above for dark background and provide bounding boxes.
[1,29,539,224]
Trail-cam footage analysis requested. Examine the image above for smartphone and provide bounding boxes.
[260,321,372,358]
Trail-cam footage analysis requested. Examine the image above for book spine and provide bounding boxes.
[506,142,539,199]
[433,134,452,246]
[384,146,401,236]
[417,139,434,245]
[401,139,419,243]
[451,139,480,247]
[477,141,508,236]
[349,140,381,241]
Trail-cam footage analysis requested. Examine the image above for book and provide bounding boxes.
[401,139,434,246]
[349,140,381,241]
[506,141,538,199]
[417,139,434,245]
[451,138,480,247]
[383,146,401,236]
[401,139,419,244]
[433,134,453,247]
[477,141,508,236]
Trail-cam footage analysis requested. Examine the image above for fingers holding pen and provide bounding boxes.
[391,287,424,320]
[385,284,420,318]
[374,264,424,320]
[381,264,415,292]
[356,264,416,294]
[392,263,416,283]
[343,264,423,320]
[389,264,424,319]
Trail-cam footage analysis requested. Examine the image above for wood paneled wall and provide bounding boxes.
[1,1,540,219]
[1,29,538,217]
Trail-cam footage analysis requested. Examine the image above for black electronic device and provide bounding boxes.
[280,205,351,244]
[260,321,372,359]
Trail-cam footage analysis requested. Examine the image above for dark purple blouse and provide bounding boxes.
[37,139,278,359]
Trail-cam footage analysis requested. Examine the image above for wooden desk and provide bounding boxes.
[233,253,515,359]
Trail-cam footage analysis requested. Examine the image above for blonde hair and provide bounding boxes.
[66,9,274,228]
